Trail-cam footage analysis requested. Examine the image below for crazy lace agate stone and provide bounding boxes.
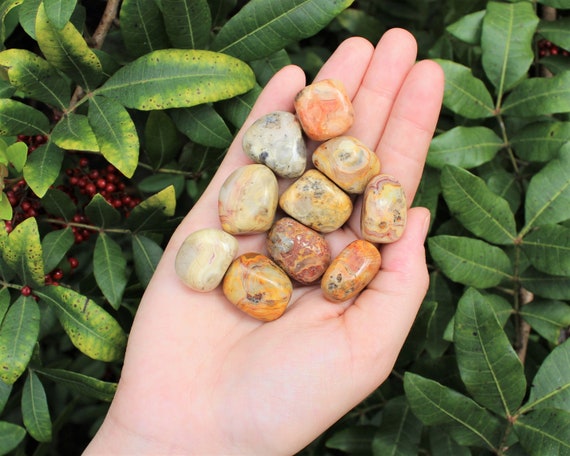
[361,174,407,243]
[174,228,239,292]
[279,169,353,234]
[218,164,278,235]
[294,79,354,141]
[321,239,381,303]
[312,136,381,194]
[242,111,306,178]
[266,217,331,284]
[222,252,293,322]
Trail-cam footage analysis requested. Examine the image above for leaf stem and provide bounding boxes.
[136,161,202,178]
[496,114,519,175]
[43,218,131,235]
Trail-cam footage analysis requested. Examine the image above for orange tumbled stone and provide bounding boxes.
[321,239,381,303]
[294,79,354,141]
[361,174,407,243]
[279,169,353,233]
[222,253,292,322]
[312,136,381,194]
[267,217,331,284]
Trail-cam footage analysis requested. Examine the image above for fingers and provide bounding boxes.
[376,59,444,204]
[343,207,431,382]
[347,28,418,149]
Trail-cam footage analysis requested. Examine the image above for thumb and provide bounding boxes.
[343,206,431,382]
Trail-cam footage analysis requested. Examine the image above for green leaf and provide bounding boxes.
[501,71,570,117]
[249,49,292,86]
[0,421,26,455]
[522,224,570,277]
[119,0,170,58]
[18,0,41,40]
[5,141,27,172]
[36,367,116,402]
[371,396,422,456]
[170,104,233,149]
[84,194,121,228]
[35,2,103,89]
[42,227,74,273]
[538,17,570,51]
[44,0,76,30]
[481,1,538,93]
[88,95,139,178]
[541,55,570,76]
[218,83,262,129]
[0,379,11,414]
[41,187,76,220]
[0,196,11,221]
[412,166,441,231]
[0,0,23,46]
[484,164,522,214]
[0,48,70,109]
[526,339,570,412]
[23,141,64,197]
[511,121,570,163]
[520,268,570,300]
[93,233,127,309]
[326,425,376,455]
[427,126,503,169]
[132,234,163,288]
[211,0,354,61]
[520,299,570,345]
[4,217,44,287]
[514,408,570,455]
[138,174,185,198]
[144,111,181,169]
[0,296,40,385]
[428,235,512,288]
[429,427,472,456]
[446,10,484,45]
[404,372,502,450]
[336,9,383,46]
[21,370,52,442]
[433,59,495,119]
[36,285,127,361]
[51,113,99,152]
[455,288,526,416]
[98,49,255,111]
[441,165,516,245]
[162,0,211,49]
[0,98,49,136]
[537,0,570,7]
[523,149,570,231]
[0,287,9,326]
[127,185,176,233]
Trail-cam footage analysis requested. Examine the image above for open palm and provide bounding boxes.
[85,28,444,455]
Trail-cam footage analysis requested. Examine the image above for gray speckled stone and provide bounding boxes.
[242,111,306,178]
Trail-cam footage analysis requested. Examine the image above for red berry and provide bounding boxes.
[21,285,32,296]
[51,269,64,280]
[96,178,106,189]
[79,157,89,168]
[68,257,79,268]
[21,201,31,211]
[85,183,97,195]
[105,183,116,193]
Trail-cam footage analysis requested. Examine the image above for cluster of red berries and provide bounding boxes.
[16,133,48,153]
[4,178,42,233]
[538,39,569,58]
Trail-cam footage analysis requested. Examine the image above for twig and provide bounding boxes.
[90,0,121,50]
[516,288,534,364]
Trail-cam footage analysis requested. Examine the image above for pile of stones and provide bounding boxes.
[175,79,407,322]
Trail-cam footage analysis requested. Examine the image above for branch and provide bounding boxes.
[90,0,121,50]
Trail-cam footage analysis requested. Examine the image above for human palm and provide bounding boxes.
[85,29,444,455]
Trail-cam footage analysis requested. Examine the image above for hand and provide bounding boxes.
[84,28,444,455]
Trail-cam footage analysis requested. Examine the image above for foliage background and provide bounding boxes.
[0,0,569,454]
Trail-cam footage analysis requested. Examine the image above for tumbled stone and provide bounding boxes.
[312,136,381,194]
[294,79,354,141]
[242,111,306,178]
[222,253,293,322]
[266,217,331,284]
[321,239,381,303]
[361,174,407,243]
[218,164,279,235]
[279,169,353,233]
[175,228,239,292]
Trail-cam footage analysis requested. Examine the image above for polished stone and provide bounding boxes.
[361,174,407,243]
[242,111,306,178]
[321,239,381,302]
[279,169,353,233]
[222,252,293,321]
[294,79,354,141]
[218,164,278,234]
[312,136,381,194]
[175,228,239,292]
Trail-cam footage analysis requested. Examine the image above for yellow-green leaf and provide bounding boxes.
[93,233,127,310]
[97,49,255,110]
[0,98,50,136]
[126,185,176,232]
[4,217,44,287]
[36,286,127,362]
[0,296,40,385]
[21,370,52,442]
[51,113,99,152]
[23,141,64,198]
